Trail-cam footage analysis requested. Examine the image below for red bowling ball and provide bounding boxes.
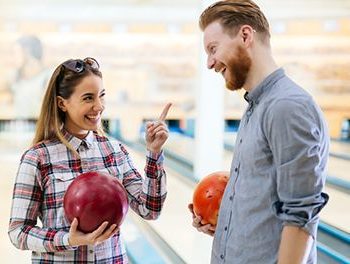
[192,171,229,226]
[63,171,129,233]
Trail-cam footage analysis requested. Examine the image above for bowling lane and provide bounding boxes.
[164,132,233,169]
[320,187,350,234]
[161,133,196,163]
[165,132,350,233]
[327,156,350,182]
[330,140,350,160]
[331,140,350,158]
[126,148,213,264]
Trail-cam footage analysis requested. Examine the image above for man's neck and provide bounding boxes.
[244,49,279,92]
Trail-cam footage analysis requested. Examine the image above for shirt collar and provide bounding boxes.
[62,129,94,150]
[244,68,285,104]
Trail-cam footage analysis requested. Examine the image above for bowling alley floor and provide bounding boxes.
[0,131,213,263]
[0,131,32,263]
[126,148,213,264]
[2,130,349,263]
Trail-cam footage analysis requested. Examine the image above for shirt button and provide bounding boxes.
[220,254,224,259]
[224,226,228,231]
[229,196,233,201]
[240,139,242,143]
[89,250,93,254]
[234,167,238,172]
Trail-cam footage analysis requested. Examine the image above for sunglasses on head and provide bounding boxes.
[62,57,99,73]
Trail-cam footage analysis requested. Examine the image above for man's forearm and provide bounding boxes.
[277,225,313,264]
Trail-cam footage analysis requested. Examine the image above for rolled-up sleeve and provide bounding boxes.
[266,98,329,238]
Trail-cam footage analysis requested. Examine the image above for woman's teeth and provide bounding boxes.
[86,115,98,120]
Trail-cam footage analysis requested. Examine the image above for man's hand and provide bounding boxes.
[68,218,119,246]
[188,204,216,236]
[145,103,172,153]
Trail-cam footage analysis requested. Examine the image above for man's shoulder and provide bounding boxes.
[264,75,314,108]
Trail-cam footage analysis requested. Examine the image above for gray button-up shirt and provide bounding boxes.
[211,69,329,264]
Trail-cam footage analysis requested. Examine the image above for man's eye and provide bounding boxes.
[84,96,93,101]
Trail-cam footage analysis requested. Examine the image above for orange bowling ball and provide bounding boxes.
[192,171,229,226]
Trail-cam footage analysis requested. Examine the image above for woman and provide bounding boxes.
[8,57,171,263]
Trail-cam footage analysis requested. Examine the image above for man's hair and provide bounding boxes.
[199,0,270,41]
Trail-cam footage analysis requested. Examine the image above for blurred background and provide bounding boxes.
[0,0,349,263]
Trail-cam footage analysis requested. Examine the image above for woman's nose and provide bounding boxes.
[93,98,104,111]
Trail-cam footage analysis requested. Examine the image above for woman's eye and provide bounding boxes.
[83,96,93,101]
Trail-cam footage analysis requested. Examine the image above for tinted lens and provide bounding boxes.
[75,61,84,72]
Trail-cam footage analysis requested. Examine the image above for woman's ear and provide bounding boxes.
[57,96,67,112]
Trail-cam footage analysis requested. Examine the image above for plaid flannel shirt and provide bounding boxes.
[8,130,166,263]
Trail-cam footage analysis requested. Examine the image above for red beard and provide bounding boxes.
[225,46,251,91]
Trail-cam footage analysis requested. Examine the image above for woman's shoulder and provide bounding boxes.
[21,139,58,162]
[20,142,45,163]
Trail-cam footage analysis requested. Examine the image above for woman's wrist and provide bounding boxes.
[147,147,162,154]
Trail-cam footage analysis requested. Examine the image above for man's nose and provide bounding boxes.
[207,56,215,69]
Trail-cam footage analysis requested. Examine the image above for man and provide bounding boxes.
[189,1,329,263]
[9,35,50,119]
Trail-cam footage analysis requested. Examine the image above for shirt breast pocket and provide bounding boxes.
[49,172,75,198]
[46,173,75,229]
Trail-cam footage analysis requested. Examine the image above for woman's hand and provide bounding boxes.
[145,103,172,153]
[68,218,119,246]
[188,204,216,236]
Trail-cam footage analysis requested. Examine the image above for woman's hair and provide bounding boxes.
[32,58,104,156]
[199,0,270,42]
